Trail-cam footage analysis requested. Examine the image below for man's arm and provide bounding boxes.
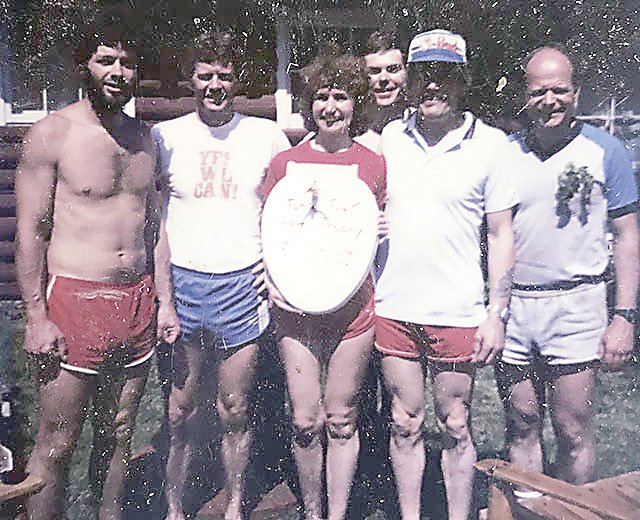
[148,153,180,345]
[600,211,639,368]
[473,208,514,364]
[15,120,66,357]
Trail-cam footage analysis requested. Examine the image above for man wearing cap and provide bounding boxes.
[495,45,638,491]
[374,29,516,520]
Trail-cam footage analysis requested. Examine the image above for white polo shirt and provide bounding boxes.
[152,112,291,273]
[375,111,517,327]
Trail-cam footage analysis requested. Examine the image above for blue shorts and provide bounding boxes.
[172,263,270,349]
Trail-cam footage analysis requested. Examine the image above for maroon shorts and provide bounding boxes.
[375,316,476,362]
[47,274,156,374]
[274,277,374,343]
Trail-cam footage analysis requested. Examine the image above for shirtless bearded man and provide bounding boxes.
[15,9,179,520]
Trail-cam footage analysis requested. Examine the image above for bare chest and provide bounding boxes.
[56,125,154,198]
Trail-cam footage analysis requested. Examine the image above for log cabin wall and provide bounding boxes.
[0,127,24,300]
[0,97,307,300]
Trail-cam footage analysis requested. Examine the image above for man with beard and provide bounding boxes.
[152,31,290,520]
[15,7,179,520]
[375,30,516,520]
[495,45,638,494]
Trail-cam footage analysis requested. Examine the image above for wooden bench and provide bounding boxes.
[0,474,45,505]
[476,458,640,519]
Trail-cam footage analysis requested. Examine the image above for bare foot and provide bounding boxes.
[164,507,186,520]
[224,499,244,520]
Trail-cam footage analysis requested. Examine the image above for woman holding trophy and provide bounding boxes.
[261,52,387,520]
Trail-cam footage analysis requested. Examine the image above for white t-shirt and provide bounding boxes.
[152,112,291,273]
[503,122,638,286]
[375,111,517,327]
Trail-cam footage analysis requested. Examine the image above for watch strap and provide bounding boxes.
[487,304,509,322]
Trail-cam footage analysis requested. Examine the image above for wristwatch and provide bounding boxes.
[487,304,510,323]
[612,308,638,325]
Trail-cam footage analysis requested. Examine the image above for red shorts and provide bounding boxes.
[375,316,476,362]
[274,277,374,343]
[343,280,375,340]
[47,274,156,374]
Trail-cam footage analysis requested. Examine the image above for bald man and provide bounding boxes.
[495,45,639,491]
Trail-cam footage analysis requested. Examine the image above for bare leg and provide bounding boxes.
[431,366,475,520]
[26,364,91,520]
[324,328,373,520]
[164,341,206,520]
[90,363,149,520]
[495,364,544,477]
[89,382,116,504]
[279,337,324,520]
[216,343,259,520]
[548,368,596,484]
[381,356,425,520]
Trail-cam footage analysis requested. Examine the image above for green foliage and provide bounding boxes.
[6,0,639,111]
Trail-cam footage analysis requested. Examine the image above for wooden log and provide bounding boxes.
[0,282,19,301]
[0,263,16,282]
[0,170,15,189]
[0,143,20,166]
[0,193,16,210]
[136,95,277,121]
[136,97,195,121]
[0,474,44,504]
[475,459,638,520]
[0,242,15,259]
[0,218,16,241]
[0,127,28,143]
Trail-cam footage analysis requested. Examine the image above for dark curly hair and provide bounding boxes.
[299,53,369,136]
[74,6,140,69]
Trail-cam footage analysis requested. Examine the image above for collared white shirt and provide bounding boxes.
[375,111,517,326]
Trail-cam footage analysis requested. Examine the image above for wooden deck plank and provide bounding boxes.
[475,459,638,519]
[518,495,605,520]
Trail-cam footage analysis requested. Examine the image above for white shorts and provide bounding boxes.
[502,282,607,366]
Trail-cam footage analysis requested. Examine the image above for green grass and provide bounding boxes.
[3,302,640,519]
